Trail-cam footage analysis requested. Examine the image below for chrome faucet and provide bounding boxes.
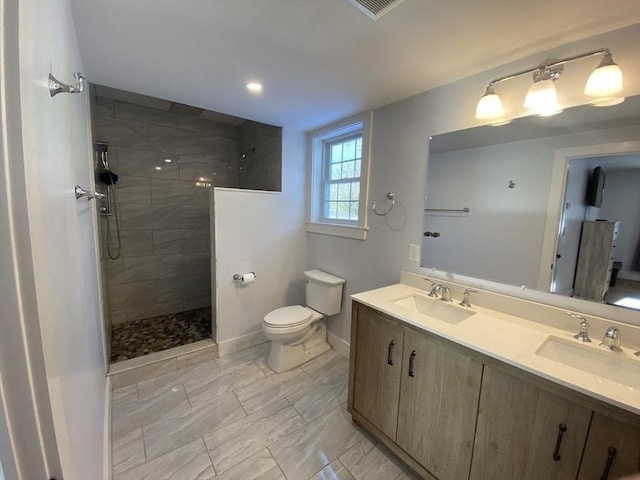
[439,285,453,302]
[565,312,592,343]
[459,289,478,307]
[600,326,622,352]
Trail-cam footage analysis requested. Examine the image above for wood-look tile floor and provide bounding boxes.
[111,344,419,480]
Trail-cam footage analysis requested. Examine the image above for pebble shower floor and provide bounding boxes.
[110,307,212,362]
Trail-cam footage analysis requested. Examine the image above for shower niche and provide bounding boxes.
[90,84,282,363]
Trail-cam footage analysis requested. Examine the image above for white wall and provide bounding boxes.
[308,24,640,343]
[15,0,108,478]
[1,1,63,478]
[600,165,640,281]
[215,129,307,354]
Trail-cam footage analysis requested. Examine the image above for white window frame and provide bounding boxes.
[307,111,372,240]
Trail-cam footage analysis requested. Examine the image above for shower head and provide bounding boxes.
[240,147,256,159]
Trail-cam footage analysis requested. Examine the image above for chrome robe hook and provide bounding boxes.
[49,72,86,97]
[75,185,105,201]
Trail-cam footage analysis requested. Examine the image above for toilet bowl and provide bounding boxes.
[262,270,345,373]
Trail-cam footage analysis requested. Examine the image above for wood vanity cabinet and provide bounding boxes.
[396,330,482,480]
[469,365,592,480]
[348,301,640,480]
[349,301,482,480]
[577,412,640,479]
[351,306,405,439]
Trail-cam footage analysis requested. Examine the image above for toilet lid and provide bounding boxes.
[264,305,314,328]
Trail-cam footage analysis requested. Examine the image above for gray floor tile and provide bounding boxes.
[213,449,285,480]
[143,391,245,460]
[308,459,356,480]
[287,368,348,423]
[254,353,277,377]
[112,427,145,476]
[111,357,177,389]
[112,384,138,402]
[339,437,404,480]
[112,439,214,480]
[300,350,349,380]
[234,367,314,415]
[204,400,305,473]
[215,343,270,371]
[110,344,412,480]
[112,385,189,438]
[185,360,266,407]
[269,406,363,480]
[136,359,219,400]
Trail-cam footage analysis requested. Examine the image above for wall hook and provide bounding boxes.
[372,192,395,216]
[49,72,86,97]
[75,185,105,201]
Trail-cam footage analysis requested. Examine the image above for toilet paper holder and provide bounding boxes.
[233,272,256,281]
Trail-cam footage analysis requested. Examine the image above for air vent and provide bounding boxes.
[346,0,407,20]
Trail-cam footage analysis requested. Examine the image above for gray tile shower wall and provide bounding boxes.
[95,96,240,325]
[238,120,282,191]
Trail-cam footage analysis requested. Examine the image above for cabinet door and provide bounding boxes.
[351,306,404,439]
[469,365,592,480]
[577,412,640,480]
[396,329,482,480]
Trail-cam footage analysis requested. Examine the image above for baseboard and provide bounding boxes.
[327,331,350,359]
[218,330,268,357]
[103,375,111,480]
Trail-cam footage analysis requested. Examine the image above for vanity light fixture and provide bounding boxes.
[474,48,624,121]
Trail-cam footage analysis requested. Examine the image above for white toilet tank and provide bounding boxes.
[304,269,345,315]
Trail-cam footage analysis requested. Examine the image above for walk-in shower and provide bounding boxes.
[91,84,282,364]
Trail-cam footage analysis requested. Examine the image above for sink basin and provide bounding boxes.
[392,294,476,324]
[535,336,640,389]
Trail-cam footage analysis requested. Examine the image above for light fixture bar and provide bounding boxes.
[475,48,623,121]
[486,48,609,88]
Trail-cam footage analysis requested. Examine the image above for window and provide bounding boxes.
[323,134,362,223]
[308,112,371,240]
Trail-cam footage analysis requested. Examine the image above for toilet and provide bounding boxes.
[262,269,345,373]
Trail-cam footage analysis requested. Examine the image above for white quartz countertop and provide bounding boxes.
[352,283,640,416]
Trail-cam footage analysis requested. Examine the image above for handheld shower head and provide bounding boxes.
[95,142,110,171]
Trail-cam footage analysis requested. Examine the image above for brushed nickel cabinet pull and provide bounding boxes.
[552,423,567,461]
[387,341,395,366]
[600,446,617,480]
[408,350,416,377]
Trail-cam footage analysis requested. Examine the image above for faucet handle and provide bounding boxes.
[427,281,440,298]
[459,289,478,307]
[574,319,591,343]
[565,312,592,343]
[600,326,622,352]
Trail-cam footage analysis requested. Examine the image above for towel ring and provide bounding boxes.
[372,192,395,216]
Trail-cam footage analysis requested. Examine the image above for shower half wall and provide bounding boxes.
[92,85,282,363]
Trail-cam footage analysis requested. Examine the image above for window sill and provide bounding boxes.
[306,222,368,240]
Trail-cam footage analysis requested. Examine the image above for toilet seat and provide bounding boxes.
[264,305,318,328]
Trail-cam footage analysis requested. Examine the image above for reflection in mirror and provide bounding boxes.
[422,95,640,312]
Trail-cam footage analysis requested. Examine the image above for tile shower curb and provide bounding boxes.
[109,339,218,389]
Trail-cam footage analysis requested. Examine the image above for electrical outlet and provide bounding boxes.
[408,243,420,262]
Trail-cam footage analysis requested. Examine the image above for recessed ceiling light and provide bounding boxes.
[154,166,162,171]
[246,82,263,93]
[164,158,172,163]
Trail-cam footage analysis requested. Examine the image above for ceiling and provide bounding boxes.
[70,0,640,131]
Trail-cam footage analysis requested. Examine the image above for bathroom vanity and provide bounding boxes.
[347,276,640,480]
